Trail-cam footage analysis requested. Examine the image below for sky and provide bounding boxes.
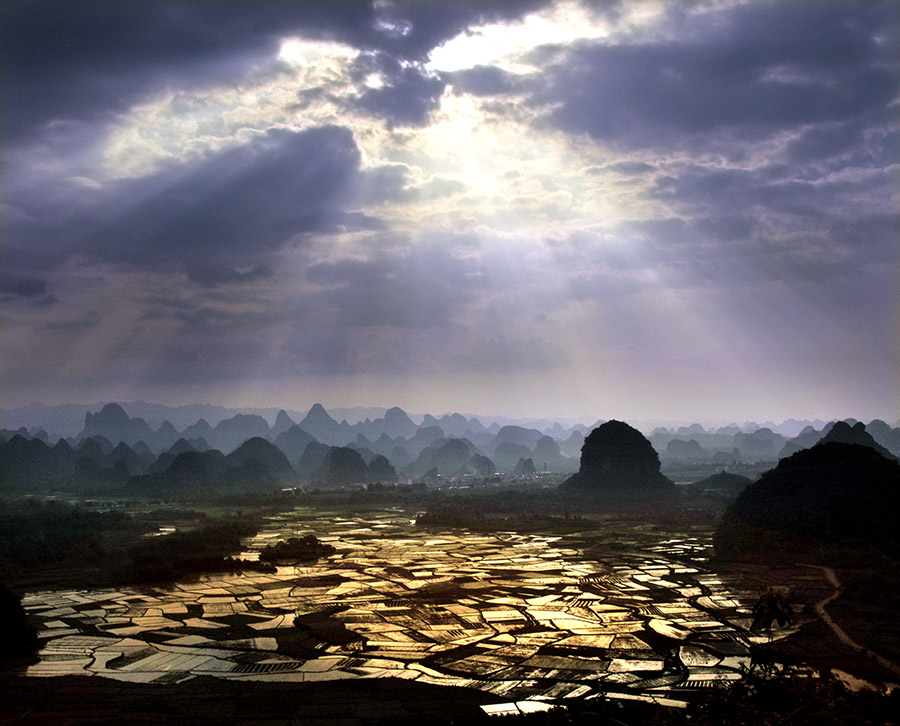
[1,0,898,423]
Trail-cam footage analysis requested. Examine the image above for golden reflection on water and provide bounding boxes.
[21,507,768,702]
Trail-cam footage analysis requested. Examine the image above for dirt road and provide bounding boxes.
[805,564,900,680]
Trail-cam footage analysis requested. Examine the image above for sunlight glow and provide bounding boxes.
[426,0,670,74]
[277,38,358,67]
[101,37,362,178]
[428,1,610,73]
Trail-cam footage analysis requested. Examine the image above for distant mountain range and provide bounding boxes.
[0,401,394,438]
[2,401,899,496]
[3,400,877,441]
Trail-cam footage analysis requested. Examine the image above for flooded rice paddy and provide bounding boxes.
[20,507,783,702]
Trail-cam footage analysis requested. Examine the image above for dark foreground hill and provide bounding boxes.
[714,442,900,558]
[690,471,753,501]
[560,420,675,494]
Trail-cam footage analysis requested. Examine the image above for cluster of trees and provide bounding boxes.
[0,498,128,571]
[0,498,274,585]
[258,535,336,563]
[127,516,269,582]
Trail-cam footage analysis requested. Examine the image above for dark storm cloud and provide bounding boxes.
[40,310,102,332]
[605,161,655,176]
[372,0,552,59]
[444,66,527,96]
[358,164,466,205]
[307,258,397,285]
[6,126,365,274]
[518,1,900,304]
[280,328,357,376]
[541,1,898,151]
[173,305,276,335]
[0,276,48,299]
[184,263,274,288]
[0,0,377,141]
[307,240,482,329]
[138,336,280,386]
[1,0,551,143]
[617,207,895,289]
[350,52,445,126]
[129,298,291,384]
[2,0,897,417]
[655,163,895,221]
[452,336,571,373]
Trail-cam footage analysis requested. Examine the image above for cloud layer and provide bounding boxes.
[2,0,897,420]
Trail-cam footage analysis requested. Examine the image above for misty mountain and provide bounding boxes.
[0,401,295,436]
[271,409,296,439]
[778,424,829,459]
[348,443,376,465]
[409,438,495,478]
[69,439,147,491]
[131,441,157,469]
[354,407,418,440]
[368,433,398,459]
[296,441,331,477]
[491,441,533,473]
[273,425,318,463]
[690,471,753,501]
[0,403,102,439]
[134,440,291,494]
[819,421,898,461]
[326,406,389,424]
[421,413,488,439]
[0,434,150,491]
[109,441,143,475]
[317,446,369,485]
[778,420,900,461]
[148,450,229,491]
[170,438,198,456]
[0,435,72,486]
[208,414,271,454]
[78,436,112,458]
[10,400,889,495]
[731,428,786,462]
[0,427,33,443]
[389,445,412,470]
[367,454,397,483]
[181,418,215,442]
[299,404,352,446]
[226,437,294,478]
[513,457,536,476]
[495,425,544,450]
[675,423,706,437]
[559,431,584,458]
[665,439,707,461]
[402,426,445,458]
[144,438,210,474]
[533,435,573,472]
[79,403,180,452]
[866,419,900,455]
[148,439,200,475]
[69,456,130,490]
[651,427,748,463]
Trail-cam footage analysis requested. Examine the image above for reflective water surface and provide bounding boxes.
[21,507,783,702]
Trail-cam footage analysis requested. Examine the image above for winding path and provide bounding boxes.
[804,565,900,680]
